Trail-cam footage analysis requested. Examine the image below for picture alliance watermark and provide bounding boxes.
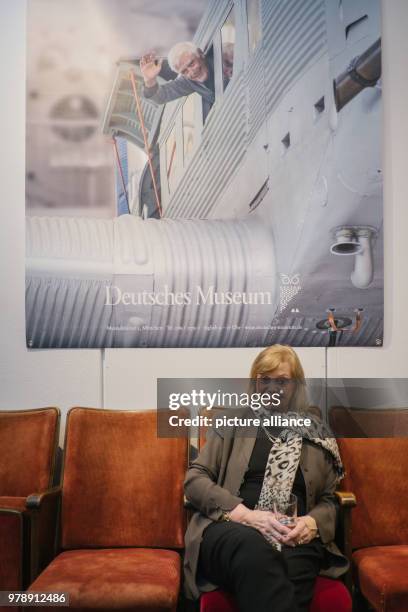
[167,412,312,429]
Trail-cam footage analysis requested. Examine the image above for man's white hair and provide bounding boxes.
[168,41,200,72]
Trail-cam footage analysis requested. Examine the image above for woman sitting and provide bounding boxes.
[183,345,348,612]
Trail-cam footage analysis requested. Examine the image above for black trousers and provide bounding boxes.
[198,521,325,612]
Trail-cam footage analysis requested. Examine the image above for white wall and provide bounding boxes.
[0,1,407,428]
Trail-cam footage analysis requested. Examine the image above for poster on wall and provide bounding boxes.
[25,0,383,348]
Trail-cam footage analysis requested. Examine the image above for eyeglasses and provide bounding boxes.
[256,375,295,388]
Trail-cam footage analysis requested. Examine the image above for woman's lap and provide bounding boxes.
[198,521,325,612]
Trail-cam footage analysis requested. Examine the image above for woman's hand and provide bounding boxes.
[229,505,292,544]
[246,509,294,544]
[282,515,318,546]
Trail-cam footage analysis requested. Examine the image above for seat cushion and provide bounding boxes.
[0,497,27,512]
[310,577,352,612]
[353,546,408,612]
[200,590,236,612]
[200,577,351,612]
[28,548,181,611]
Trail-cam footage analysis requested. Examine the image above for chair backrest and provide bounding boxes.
[337,437,408,549]
[61,407,188,550]
[330,406,408,437]
[0,408,60,496]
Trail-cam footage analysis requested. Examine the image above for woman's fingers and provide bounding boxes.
[284,522,303,540]
[260,526,281,543]
[266,531,280,545]
[265,519,292,543]
[283,519,309,545]
[269,517,292,536]
[251,511,309,545]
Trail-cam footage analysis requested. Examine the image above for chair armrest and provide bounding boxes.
[25,487,62,582]
[335,490,356,592]
[335,491,357,507]
[26,486,61,509]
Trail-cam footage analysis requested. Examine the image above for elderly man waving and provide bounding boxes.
[140,42,215,118]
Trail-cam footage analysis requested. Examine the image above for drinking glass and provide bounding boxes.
[273,493,297,528]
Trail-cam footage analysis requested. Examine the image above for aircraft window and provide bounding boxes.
[165,127,178,193]
[183,95,195,163]
[247,0,262,52]
[201,45,214,122]
[221,8,236,91]
[204,45,215,94]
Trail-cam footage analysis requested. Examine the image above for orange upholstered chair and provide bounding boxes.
[336,435,408,612]
[28,408,188,612]
[0,407,60,594]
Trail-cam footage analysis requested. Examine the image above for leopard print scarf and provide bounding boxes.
[254,412,344,548]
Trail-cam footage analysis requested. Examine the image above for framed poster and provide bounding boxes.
[26,0,383,348]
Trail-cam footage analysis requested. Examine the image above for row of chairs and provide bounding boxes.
[1,407,407,611]
[0,408,187,612]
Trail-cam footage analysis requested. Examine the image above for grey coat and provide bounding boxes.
[183,421,349,600]
[143,75,215,118]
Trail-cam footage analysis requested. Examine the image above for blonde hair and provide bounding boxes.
[249,345,308,413]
